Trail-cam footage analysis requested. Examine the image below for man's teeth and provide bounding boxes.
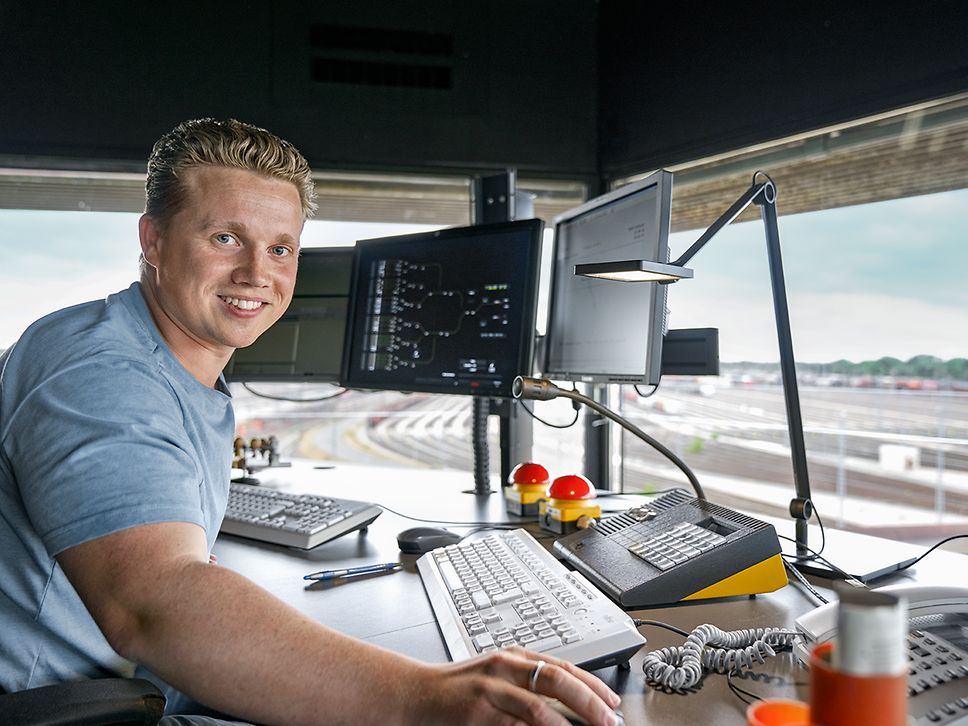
[221,296,263,311]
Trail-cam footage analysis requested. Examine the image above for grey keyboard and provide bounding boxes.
[220,482,382,549]
[417,529,646,670]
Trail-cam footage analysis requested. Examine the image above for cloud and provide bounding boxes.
[669,282,968,362]
[0,270,136,348]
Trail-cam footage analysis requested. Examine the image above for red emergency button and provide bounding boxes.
[508,462,550,486]
[549,474,595,500]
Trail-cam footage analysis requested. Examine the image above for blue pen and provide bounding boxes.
[304,562,401,581]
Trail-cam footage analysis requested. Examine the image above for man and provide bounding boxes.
[0,119,622,725]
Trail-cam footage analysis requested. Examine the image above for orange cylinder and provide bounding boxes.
[809,642,907,726]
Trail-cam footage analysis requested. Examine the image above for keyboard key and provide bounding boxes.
[473,633,495,651]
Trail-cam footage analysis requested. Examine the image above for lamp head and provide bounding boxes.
[574,259,694,283]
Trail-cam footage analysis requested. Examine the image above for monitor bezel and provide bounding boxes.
[339,219,544,398]
[223,246,354,384]
[542,169,673,385]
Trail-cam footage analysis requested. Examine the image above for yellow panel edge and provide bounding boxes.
[681,554,788,601]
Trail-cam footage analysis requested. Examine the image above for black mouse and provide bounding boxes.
[397,526,462,554]
[546,699,624,726]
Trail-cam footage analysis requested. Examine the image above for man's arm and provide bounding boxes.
[57,521,622,726]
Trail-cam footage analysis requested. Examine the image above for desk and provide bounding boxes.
[213,462,968,725]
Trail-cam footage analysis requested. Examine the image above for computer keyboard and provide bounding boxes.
[220,482,382,549]
[417,529,646,670]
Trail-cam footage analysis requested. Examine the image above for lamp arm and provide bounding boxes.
[554,387,707,501]
[672,180,769,268]
[669,171,816,558]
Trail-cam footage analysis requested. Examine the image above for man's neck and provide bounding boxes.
[138,281,231,388]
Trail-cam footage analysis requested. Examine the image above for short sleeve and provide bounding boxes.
[7,356,207,556]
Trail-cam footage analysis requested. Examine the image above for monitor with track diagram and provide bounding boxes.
[543,170,673,385]
[341,220,543,398]
[223,246,353,383]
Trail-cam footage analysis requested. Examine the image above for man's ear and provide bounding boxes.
[138,214,162,270]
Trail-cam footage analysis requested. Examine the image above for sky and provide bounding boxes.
[1,188,966,362]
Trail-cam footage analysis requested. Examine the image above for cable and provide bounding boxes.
[896,533,968,572]
[515,395,581,429]
[777,534,858,582]
[639,623,798,693]
[632,383,659,398]
[374,502,520,530]
[632,619,690,638]
[782,558,829,606]
[240,382,348,403]
[725,670,758,705]
[635,621,804,705]
[789,504,827,564]
[725,669,808,706]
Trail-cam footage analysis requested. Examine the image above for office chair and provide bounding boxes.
[0,677,165,726]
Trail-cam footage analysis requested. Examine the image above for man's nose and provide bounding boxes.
[232,247,270,287]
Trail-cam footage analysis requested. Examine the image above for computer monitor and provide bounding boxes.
[223,247,353,382]
[543,170,673,385]
[341,219,543,397]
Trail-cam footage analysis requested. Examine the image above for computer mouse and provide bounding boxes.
[545,698,625,726]
[397,526,462,554]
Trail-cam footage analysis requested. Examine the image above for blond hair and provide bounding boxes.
[145,118,317,224]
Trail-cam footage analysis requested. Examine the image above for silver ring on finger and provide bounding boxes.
[528,660,546,693]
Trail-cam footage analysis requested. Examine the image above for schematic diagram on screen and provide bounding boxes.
[361,259,512,373]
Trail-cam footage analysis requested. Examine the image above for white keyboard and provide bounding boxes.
[220,482,382,549]
[417,529,646,670]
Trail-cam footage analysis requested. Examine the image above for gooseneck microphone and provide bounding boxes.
[512,376,706,500]
[511,376,560,401]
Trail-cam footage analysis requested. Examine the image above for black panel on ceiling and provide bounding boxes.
[597,0,968,177]
[0,1,599,177]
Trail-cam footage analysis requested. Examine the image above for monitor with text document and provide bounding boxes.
[543,170,673,385]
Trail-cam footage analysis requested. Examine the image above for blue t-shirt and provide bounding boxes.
[0,282,233,692]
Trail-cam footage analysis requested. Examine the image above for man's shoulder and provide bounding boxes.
[1,285,172,401]
[16,285,152,363]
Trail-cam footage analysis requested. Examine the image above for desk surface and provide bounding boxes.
[213,462,968,725]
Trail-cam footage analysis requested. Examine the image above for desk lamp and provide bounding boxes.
[574,171,915,582]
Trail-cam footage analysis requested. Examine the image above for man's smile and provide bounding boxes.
[218,295,266,311]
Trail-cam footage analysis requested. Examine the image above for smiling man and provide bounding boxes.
[0,119,621,726]
[139,163,304,385]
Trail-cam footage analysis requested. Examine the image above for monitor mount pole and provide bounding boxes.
[465,171,535,496]
[676,172,814,561]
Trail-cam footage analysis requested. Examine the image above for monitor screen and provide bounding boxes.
[341,220,543,397]
[223,247,353,383]
[543,170,673,385]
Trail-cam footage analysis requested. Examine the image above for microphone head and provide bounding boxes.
[512,376,559,401]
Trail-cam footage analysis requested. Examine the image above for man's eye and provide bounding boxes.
[215,233,236,245]
[270,246,292,257]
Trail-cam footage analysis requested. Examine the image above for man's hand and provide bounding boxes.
[406,647,622,726]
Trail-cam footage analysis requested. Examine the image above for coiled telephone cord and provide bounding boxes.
[639,623,798,692]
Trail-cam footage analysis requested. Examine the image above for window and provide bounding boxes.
[0,170,586,489]
[605,94,968,548]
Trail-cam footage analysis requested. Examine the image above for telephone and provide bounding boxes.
[795,583,968,725]
[552,489,788,608]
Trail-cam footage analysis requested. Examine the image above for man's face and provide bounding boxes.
[140,165,303,359]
